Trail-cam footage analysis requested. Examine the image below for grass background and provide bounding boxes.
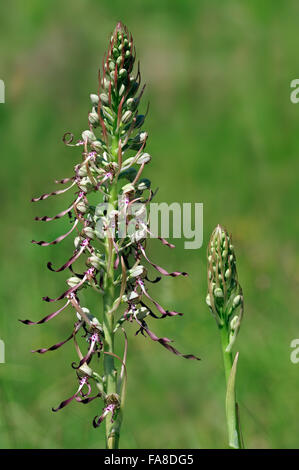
[0,0,298,449]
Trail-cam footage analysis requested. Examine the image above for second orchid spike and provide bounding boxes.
[206,225,243,351]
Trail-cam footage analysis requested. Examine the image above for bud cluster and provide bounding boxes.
[206,225,243,351]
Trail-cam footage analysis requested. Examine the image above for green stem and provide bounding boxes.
[220,324,243,449]
[102,137,121,449]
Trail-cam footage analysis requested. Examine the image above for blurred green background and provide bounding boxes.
[0,0,299,449]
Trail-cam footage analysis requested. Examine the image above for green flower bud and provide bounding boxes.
[76,201,88,213]
[91,140,104,152]
[100,93,109,105]
[78,177,93,193]
[78,164,88,177]
[102,106,114,123]
[119,68,127,79]
[214,287,224,299]
[225,268,231,279]
[83,226,95,239]
[119,83,126,96]
[121,110,133,124]
[67,276,82,288]
[232,295,242,308]
[74,236,81,248]
[88,112,99,126]
[87,255,102,270]
[137,178,151,191]
[82,130,96,143]
[122,291,141,303]
[126,98,135,108]
[137,152,151,164]
[116,56,123,67]
[103,78,110,90]
[128,265,146,279]
[122,183,135,194]
[90,93,99,105]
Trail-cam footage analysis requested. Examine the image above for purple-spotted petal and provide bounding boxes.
[93,404,116,428]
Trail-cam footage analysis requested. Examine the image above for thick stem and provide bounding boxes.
[102,137,121,449]
[220,324,243,449]
[103,268,118,448]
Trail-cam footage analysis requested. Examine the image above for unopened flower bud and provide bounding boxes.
[67,276,82,288]
[137,153,151,164]
[122,291,141,303]
[103,78,110,90]
[76,201,88,213]
[88,112,99,126]
[90,93,99,105]
[119,83,126,96]
[78,165,88,177]
[119,68,127,79]
[83,227,95,239]
[137,178,151,191]
[87,255,102,270]
[122,183,135,194]
[91,140,104,152]
[128,265,146,279]
[214,287,224,299]
[206,293,212,308]
[82,130,96,143]
[116,56,123,67]
[122,110,133,124]
[126,98,135,108]
[74,236,81,248]
[78,177,92,193]
[233,295,242,308]
[100,93,109,105]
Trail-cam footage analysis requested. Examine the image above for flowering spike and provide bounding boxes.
[28,22,199,448]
